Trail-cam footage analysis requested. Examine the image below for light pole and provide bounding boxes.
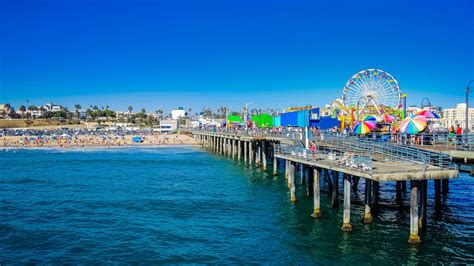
[356,96,367,121]
[244,102,253,127]
[465,80,474,136]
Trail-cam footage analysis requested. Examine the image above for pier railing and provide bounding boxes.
[191,129,454,169]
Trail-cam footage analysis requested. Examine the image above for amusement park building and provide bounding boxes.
[443,103,474,130]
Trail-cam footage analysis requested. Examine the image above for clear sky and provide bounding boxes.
[0,0,473,113]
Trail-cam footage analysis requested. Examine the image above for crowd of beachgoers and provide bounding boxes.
[1,128,196,149]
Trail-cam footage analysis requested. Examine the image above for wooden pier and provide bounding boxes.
[191,130,458,244]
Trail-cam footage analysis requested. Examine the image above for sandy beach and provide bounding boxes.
[1,133,197,149]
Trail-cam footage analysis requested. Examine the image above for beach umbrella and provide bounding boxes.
[363,115,380,123]
[380,113,395,123]
[416,109,440,119]
[399,115,427,134]
[353,120,377,135]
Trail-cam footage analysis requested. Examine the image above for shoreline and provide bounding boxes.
[1,133,198,150]
[1,143,201,151]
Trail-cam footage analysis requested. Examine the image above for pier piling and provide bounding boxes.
[434,179,441,211]
[409,180,421,244]
[419,180,427,229]
[342,174,352,232]
[311,168,321,218]
[290,162,297,202]
[364,179,373,224]
[331,171,339,208]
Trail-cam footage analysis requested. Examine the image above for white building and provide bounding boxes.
[157,119,178,133]
[443,103,474,130]
[171,107,186,120]
[43,103,62,112]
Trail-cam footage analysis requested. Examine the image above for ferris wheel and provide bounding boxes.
[341,69,402,114]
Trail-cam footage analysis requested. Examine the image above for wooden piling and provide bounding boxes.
[300,164,305,185]
[409,180,421,244]
[396,181,402,205]
[332,171,339,208]
[442,179,449,195]
[419,180,427,229]
[325,169,333,197]
[364,178,373,224]
[249,141,253,164]
[342,174,352,232]
[307,166,313,197]
[372,181,379,210]
[244,141,248,163]
[273,150,278,176]
[311,168,321,218]
[290,162,297,202]
[262,141,267,171]
[434,179,441,211]
[237,140,241,161]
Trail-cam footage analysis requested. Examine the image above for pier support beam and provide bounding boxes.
[331,171,339,208]
[396,181,402,205]
[372,181,379,210]
[434,179,441,212]
[285,160,289,180]
[409,180,421,244]
[300,164,305,185]
[244,141,248,163]
[249,141,253,165]
[273,152,278,176]
[262,142,267,171]
[351,176,360,192]
[232,139,236,159]
[442,179,449,195]
[419,180,427,230]
[311,168,321,218]
[364,179,373,224]
[324,169,333,196]
[307,166,313,197]
[290,162,297,202]
[256,142,261,166]
[237,140,241,161]
[342,174,352,232]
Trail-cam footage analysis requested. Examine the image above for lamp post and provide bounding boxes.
[244,102,253,128]
[356,96,367,121]
[465,80,474,136]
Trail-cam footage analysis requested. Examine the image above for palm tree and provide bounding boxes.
[128,105,133,113]
[74,104,81,119]
[156,109,163,120]
[19,105,26,118]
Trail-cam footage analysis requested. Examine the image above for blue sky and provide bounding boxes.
[0,0,473,113]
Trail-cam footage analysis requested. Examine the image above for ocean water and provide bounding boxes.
[0,147,473,264]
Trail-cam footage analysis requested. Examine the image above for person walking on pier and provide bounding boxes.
[456,125,462,144]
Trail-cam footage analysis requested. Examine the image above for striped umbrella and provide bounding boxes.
[416,109,440,119]
[363,115,380,123]
[381,113,395,123]
[399,115,427,134]
[353,120,377,135]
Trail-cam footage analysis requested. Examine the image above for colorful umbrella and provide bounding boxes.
[363,115,380,123]
[399,115,427,134]
[353,120,377,135]
[381,113,395,123]
[416,110,440,119]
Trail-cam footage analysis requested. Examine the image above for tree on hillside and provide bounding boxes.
[75,104,81,119]
[156,109,163,120]
[19,105,26,118]
[128,105,133,113]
